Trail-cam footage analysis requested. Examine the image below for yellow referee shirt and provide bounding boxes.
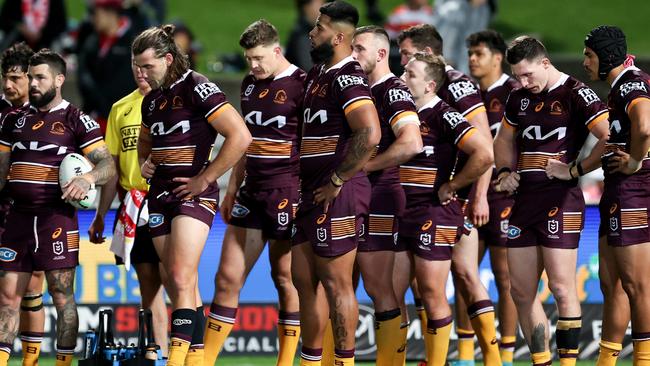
[105,89,149,191]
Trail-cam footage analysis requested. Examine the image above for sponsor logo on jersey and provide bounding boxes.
[500,220,508,234]
[52,227,62,239]
[274,90,287,104]
[231,203,250,218]
[158,98,168,110]
[610,217,619,231]
[521,125,567,141]
[442,111,464,129]
[336,75,367,90]
[547,219,559,234]
[548,207,559,217]
[278,212,289,226]
[610,203,618,214]
[120,125,139,152]
[507,225,521,239]
[12,141,68,155]
[259,89,269,98]
[619,81,647,97]
[80,114,100,132]
[32,120,44,130]
[52,241,64,255]
[317,227,327,242]
[316,214,327,225]
[534,102,544,112]
[148,214,164,228]
[303,108,328,124]
[244,111,286,128]
[123,106,133,116]
[388,88,414,105]
[419,233,431,246]
[278,199,289,209]
[578,87,600,106]
[500,207,511,219]
[194,82,221,101]
[0,247,17,262]
[172,318,192,326]
[421,220,432,230]
[448,80,477,101]
[150,120,190,136]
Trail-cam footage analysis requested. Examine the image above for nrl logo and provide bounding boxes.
[317,227,327,242]
[610,217,619,231]
[520,98,529,111]
[547,219,559,234]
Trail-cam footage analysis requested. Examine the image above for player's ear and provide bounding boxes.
[378,47,387,62]
[54,73,65,89]
[164,52,174,67]
[427,79,437,95]
[423,46,434,55]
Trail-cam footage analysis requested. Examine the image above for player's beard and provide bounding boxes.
[29,85,56,108]
[310,41,335,64]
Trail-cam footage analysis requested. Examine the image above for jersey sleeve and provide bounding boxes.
[502,92,519,129]
[0,112,17,152]
[72,109,106,155]
[440,109,477,148]
[574,86,609,130]
[446,78,485,120]
[332,63,374,116]
[191,75,229,123]
[385,84,419,134]
[619,78,650,113]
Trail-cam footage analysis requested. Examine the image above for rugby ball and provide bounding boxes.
[59,153,97,209]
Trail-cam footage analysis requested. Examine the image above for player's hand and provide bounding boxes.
[469,195,489,227]
[438,182,456,205]
[607,150,639,175]
[140,157,156,179]
[494,172,520,194]
[61,174,92,201]
[88,214,106,244]
[220,192,236,223]
[172,174,210,199]
[545,159,572,180]
[313,181,342,213]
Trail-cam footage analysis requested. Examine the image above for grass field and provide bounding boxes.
[6,357,635,366]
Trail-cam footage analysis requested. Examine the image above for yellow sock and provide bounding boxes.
[0,345,10,366]
[467,302,501,366]
[21,336,42,366]
[203,304,237,366]
[426,316,452,366]
[596,340,622,366]
[299,346,322,366]
[374,310,401,366]
[394,322,408,366]
[557,317,581,366]
[322,321,335,366]
[457,328,475,361]
[54,352,73,366]
[531,351,552,366]
[416,301,428,362]
[634,338,650,365]
[276,311,300,366]
[168,338,191,366]
[334,349,354,366]
[184,347,204,366]
[299,358,321,366]
[499,335,516,364]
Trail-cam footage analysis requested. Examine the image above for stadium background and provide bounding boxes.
[6,0,650,363]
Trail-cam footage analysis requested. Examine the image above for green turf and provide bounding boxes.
[6,357,636,366]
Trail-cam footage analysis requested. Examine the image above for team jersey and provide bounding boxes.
[368,73,419,186]
[400,96,476,207]
[141,70,229,190]
[106,89,148,191]
[0,97,29,205]
[0,100,105,210]
[299,56,374,190]
[503,73,609,192]
[605,66,650,182]
[240,64,305,189]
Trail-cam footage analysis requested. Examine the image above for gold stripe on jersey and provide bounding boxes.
[562,212,582,234]
[151,145,195,166]
[9,162,58,185]
[343,98,373,115]
[331,215,356,240]
[206,102,230,123]
[0,144,9,152]
[368,214,394,236]
[80,138,106,155]
[585,110,609,130]
[463,105,486,122]
[626,96,650,113]
[389,111,419,127]
[67,231,80,252]
[246,137,292,159]
[517,151,565,173]
[456,127,477,148]
[300,136,338,158]
[399,165,437,188]
[434,225,457,246]
[621,208,648,230]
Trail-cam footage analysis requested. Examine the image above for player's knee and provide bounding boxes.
[493,269,511,294]
[508,284,534,306]
[20,293,43,312]
[547,281,574,305]
[321,277,353,299]
[215,268,244,295]
[620,277,647,300]
[166,268,195,293]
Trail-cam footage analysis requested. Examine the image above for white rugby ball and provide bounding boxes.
[59,153,97,209]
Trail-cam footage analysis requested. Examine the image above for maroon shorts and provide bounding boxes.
[599,175,650,247]
[398,201,463,261]
[507,187,585,249]
[359,183,405,252]
[147,184,219,238]
[478,193,513,247]
[229,185,299,240]
[292,177,371,257]
[0,208,79,272]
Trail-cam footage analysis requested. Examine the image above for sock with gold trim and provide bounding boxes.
[203,304,236,366]
[276,311,300,366]
[20,331,43,366]
[414,298,428,362]
[499,335,516,365]
[322,321,335,366]
[596,340,622,366]
[456,328,475,362]
[556,316,581,366]
[334,348,355,366]
[468,301,501,366]
[299,346,322,366]
[0,343,11,366]
[185,307,205,366]
[633,333,650,365]
[394,322,409,366]
[426,316,452,366]
[531,351,552,366]
[54,345,75,366]
[374,308,401,366]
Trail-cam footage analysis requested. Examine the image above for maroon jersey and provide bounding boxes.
[483,74,520,137]
[240,64,305,189]
[369,73,419,186]
[142,70,229,190]
[604,66,650,182]
[0,100,105,210]
[503,73,609,192]
[300,56,374,191]
[400,97,476,207]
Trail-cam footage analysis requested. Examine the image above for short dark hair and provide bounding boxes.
[29,48,66,77]
[1,42,34,76]
[132,24,190,85]
[239,19,279,49]
[398,24,443,56]
[466,30,507,56]
[354,25,390,43]
[413,52,446,92]
[320,1,359,27]
[506,36,548,65]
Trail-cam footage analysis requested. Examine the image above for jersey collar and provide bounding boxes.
[418,95,441,112]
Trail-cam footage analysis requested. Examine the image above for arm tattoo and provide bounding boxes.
[0,305,19,344]
[530,322,547,353]
[0,152,10,191]
[86,145,116,186]
[337,127,373,177]
[46,268,79,348]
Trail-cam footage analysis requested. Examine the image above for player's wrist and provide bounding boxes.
[627,157,642,173]
[82,174,96,190]
[330,171,346,187]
